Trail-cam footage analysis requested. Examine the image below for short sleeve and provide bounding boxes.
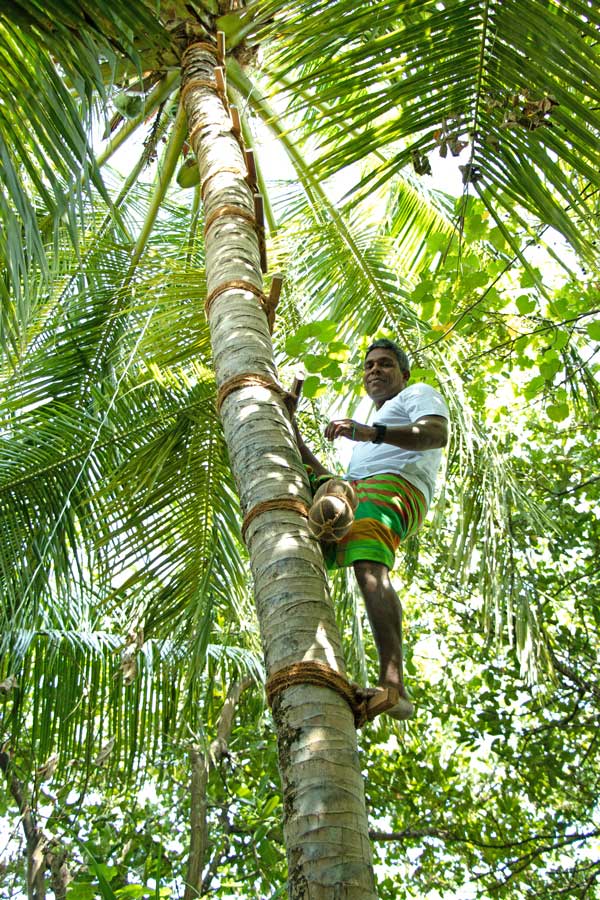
[394,383,449,421]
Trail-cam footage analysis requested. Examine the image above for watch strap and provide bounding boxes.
[372,423,387,444]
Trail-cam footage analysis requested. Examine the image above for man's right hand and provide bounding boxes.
[325,419,373,442]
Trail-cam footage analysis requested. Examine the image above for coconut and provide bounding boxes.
[312,478,358,511]
[308,481,356,542]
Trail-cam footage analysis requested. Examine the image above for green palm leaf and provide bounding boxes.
[257,0,600,263]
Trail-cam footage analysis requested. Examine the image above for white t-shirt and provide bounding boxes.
[346,383,449,507]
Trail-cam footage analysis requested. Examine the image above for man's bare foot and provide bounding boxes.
[386,694,414,720]
[356,686,415,722]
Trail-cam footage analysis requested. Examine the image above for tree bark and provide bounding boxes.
[0,751,71,900]
[184,678,252,900]
[185,745,210,900]
[181,44,377,900]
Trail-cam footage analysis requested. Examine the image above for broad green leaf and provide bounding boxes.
[460,271,488,291]
[546,402,569,422]
[586,320,600,341]
[304,353,332,373]
[552,329,570,351]
[488,226,508,252]
[539,356,560,381]
[549,296,571,318]
[262,794,281,817]
[523,375,546,398]
[516,294,536,315]
[322,361,342,378]
[115,888,148,899]
[463,214,486,240]
[411,279,435,301]
[68,885,97,900]
[302,375,322,398]
[520,268,542,288]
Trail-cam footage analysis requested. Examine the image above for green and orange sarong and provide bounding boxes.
[309,471,427,571]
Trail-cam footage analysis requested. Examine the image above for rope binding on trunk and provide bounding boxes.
[215,373,285,411]
[266,661,369,728]
[241,498,310,542]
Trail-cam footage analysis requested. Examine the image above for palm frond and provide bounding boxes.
[0,1,169,314]
[0,626,262,782]
[256,0,600,263]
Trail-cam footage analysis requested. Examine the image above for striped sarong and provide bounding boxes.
[309,471,427,570]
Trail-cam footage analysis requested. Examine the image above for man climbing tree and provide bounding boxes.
[292,338,449,719]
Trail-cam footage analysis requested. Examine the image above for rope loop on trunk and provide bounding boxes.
[180,78,219,106]
[180,41,219,66]
[205,279,267,317]
[204,204,255,237]
[241,497,310,542]
[216,373,285,412]
[266,661,367,728]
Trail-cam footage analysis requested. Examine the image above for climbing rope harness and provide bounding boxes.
[241,497,310,543]
[215,372,285,412]
[205,279,266,318]
[265,660,374,729]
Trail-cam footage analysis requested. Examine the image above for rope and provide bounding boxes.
[180,42,220,66]
[265,661,368,728]
[241,497,310,542]
[204,204,255,237]
[216,373,285,412]
[180,78,219,106]
[187,121,206,150]
[205,279,266,318]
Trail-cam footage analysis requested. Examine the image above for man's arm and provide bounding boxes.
[283,387,331,477]
[324,415,448,450]
[292,418,331,478]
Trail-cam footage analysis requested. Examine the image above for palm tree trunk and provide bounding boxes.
[181,43,377,899]
[0,751,47,900]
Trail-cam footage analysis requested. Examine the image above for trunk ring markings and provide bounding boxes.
[200,167,246,201]
[180,42,220,67]
[180,78,221,106]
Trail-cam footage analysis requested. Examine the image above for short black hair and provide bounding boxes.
[365,338,410,373]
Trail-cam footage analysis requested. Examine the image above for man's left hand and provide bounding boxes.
[325,419,372,442]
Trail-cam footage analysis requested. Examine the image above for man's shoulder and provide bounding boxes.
[394,382,444,402]
[405,381,441,394]
[389,382,448,416]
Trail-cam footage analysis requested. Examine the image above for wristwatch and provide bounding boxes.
[372,423,387,444]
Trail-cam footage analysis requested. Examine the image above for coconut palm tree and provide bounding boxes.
[1,1,599,897]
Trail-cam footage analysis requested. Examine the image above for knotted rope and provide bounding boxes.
[241,497,310,543]
[205,279,267,318]
[204,204,255,238]
[180,78,220,106]
[180,42,220,66]
[215,373,285,412]
[266,661,368,728]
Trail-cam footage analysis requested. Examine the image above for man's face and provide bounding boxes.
[363,348,409,406]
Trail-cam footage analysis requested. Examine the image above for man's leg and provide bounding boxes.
[353,559,408,698]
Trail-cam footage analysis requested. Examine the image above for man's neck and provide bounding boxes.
[374,389,401,410]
